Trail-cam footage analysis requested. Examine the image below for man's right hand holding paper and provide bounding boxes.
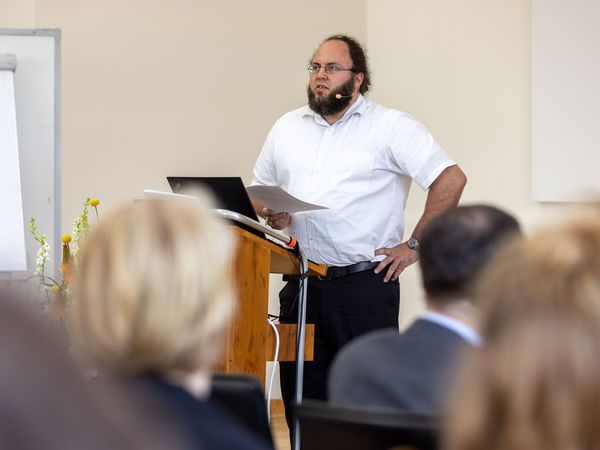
[261,207,291,230]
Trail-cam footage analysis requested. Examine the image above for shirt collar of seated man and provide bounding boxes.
[422,297,481,347]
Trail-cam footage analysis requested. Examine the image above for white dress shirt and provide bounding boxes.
[252,95,455,266]
[419,311,482,347]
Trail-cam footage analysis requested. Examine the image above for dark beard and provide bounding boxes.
[307,75,355,117]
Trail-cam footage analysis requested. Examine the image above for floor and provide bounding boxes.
[270,400,291,450]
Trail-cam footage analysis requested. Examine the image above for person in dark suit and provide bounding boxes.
[70,199,273,450]
[328,205,520,414]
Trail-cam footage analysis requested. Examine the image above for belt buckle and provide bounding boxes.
[318,266,337,281]
[318,266,346,280]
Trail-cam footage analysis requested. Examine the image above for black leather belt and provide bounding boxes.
[283,261,378,281]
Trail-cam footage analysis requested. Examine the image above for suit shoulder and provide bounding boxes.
[333,328,401,367]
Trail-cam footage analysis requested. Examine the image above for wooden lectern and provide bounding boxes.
[220,226,327,386]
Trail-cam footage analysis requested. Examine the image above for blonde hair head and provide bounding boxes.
[446,219,600,450]
[70,198,234,376]
[478,220,600,341]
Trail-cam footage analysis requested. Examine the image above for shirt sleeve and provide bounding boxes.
[251,122,278,187]
[386,113,456,191]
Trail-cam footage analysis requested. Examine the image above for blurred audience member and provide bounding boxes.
[328,205,520,413]
[70,199,273,450]
[0,292,179,450]
[445,219,600,450]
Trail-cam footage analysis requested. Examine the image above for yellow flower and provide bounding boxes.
[90,198,100,207]
[61,234,72,244]
[50,285,60,294]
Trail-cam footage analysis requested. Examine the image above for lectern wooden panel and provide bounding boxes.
[221,226,326,386]
[222,228,270,382]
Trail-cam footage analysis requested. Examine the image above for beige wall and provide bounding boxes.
[0,0,34,27]
[4,0,580,348]
[367,0,571,327]
[30,0,367,223]
[4,0,593,401]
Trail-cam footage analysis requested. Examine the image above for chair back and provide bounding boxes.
[296,400,438,450]
[210,374,274,448]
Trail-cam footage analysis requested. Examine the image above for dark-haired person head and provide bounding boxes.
[306,34,371,117]
[329,205,519,414]
[419,204,521,312]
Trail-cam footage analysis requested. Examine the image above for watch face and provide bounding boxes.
[407,237,419,250]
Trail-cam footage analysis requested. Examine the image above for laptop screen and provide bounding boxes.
[167,176,264,239]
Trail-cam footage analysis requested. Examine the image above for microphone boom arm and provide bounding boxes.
[214,209,296,247]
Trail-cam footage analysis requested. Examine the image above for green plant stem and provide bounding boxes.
[25,274,61,286]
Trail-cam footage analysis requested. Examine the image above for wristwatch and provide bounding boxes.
[406,236,420,251]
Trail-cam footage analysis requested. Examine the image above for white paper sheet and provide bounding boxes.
[246,185,328,214]
[0,69,27,271]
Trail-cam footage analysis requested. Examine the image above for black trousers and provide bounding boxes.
[278,269,400,431]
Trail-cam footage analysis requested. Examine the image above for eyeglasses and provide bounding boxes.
[307,63,354,75]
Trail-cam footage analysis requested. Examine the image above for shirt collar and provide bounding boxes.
[419,311,482,347]
[303,94,368,125]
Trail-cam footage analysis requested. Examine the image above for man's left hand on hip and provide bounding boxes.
[374,243,419,282]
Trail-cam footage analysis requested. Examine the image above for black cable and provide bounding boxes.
[274,252,308,321]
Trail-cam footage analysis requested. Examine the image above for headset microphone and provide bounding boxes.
[335,93,352,99]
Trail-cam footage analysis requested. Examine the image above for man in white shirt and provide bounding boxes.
[251,34,467,428]
[328,205,520,413]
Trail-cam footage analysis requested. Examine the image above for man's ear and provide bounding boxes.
[354,72,365,93]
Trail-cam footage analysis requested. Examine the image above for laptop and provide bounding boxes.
[167,176,264,239]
